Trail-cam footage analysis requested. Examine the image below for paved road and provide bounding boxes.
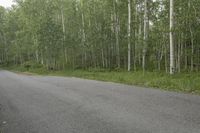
[0,70,200,133]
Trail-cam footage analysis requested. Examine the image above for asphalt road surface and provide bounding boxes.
[0,70,200,133]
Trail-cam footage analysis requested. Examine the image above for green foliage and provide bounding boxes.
[0,0,200,72]
[0,0,200,94]
[23,61,43,69]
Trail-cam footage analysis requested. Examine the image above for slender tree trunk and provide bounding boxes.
[190,26,194,71]
[143,0,148,73]
[113,0,120,68]
[41,51,44,65]
[133,0,137,71]
[198,48,200,71]
[80,0,86,68]
[101,48,105,68]
[170,0,175,74]
[60,0,67,68]
[165,45,168,73]
[64,48,67,62]
[138,17,142,66]
[127,0,131,71]
[35,50,39,63]
[177,34,181,73]
[184,42,188,70]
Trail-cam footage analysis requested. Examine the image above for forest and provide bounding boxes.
[0,0,200,75]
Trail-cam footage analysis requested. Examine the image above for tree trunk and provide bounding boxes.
[60,2,67,67]
[184,42,188,70]
[127,0,131,71]
[170,0,175,74]
[113,0,120,68]
[190,26,194,71]
[143,0,148,73]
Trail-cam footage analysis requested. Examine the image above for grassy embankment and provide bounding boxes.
[2,65,200,94]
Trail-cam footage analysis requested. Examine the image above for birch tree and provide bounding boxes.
[1,0,200,73]
[113,0,120,68]
[143,0,148,73]
[170,0,175,74]
[127,0,131,71]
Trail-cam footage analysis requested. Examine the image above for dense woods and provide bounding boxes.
[0,0,200,74]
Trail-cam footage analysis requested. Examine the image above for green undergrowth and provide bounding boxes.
[1,65,200,95]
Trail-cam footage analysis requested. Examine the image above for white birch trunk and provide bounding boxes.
[143,0,148,73]
[127,0,131,71]
[170,0,175,74]
[114,0,120,68]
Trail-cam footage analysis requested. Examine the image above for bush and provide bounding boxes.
[23,61,43,70]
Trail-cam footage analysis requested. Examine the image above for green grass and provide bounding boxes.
[2,65,200,94]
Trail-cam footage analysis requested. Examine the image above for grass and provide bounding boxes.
[2,65,200,95]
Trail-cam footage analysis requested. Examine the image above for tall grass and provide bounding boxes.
[2,65,200,94]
